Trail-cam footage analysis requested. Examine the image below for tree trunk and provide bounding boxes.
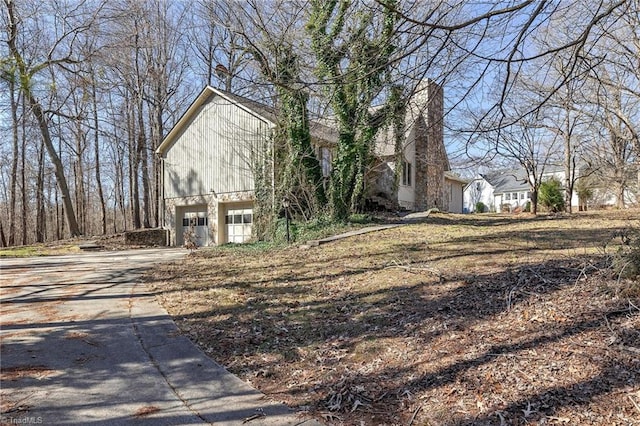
[55,184,61,240]
[74,131,85,235]
[531,189,538,215]
[130,151,141,229]
[91,79,107,235]
[35,142,46,243]
[28,96,82,237]
[138,110,152,229]
[152,81,164,228]
[8,76,19,246]
[20,110,27,245]
[563,107,573,213]
[0,220,6,247]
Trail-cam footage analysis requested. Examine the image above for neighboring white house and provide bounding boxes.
[464,170,532,213]
[463,165,636,213]
[157,84,465,246]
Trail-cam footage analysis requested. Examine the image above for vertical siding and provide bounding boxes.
[164,96,272,199]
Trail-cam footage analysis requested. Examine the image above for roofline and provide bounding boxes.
[156,86,276,156]
[444,171,468,184]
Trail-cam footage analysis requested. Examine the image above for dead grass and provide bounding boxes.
[146,210,640,425]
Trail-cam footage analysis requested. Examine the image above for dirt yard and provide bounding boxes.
[146,210,640,425]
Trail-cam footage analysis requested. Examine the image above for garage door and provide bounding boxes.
[226,208,253,243]
[181,210,209,246]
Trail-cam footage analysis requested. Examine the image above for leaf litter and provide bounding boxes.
[146,210,640,425]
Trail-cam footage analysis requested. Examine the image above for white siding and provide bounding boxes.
[163,96,273,199]
[397,126,416,209]
[463,178,494,212]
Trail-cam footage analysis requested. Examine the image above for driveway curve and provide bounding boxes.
[1,248,318,426]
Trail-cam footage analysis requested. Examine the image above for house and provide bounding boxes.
[463,165,636,213]
[368,80,466,213]
[157,83,464,246]
[464,170,532,213]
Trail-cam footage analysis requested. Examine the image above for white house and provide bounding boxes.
[464,170,532,213]
[463,165,636,213]
[157,84,465,246]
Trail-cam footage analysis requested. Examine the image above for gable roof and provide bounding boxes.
[444,171,467,184]
[481,170,530,194]
[156,86,338,156]
[156,86,276,156]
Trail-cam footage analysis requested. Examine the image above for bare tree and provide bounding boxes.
[189,0,250,91]
[1,0,107,238]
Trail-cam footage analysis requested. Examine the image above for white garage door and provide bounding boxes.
[182,210,209,246]
[226,208,253,243]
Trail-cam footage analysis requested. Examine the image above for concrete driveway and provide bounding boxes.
[0,248,318,425]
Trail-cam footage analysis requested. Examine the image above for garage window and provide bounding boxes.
[183,213,207,227]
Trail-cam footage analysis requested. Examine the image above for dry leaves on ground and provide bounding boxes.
[146,210,640,425]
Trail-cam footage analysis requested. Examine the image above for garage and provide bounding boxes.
[225,207,253,243]
[176,206,209,247]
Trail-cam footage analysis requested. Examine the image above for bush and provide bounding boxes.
[538,178,565,212]
[613,231,640,281]
[348,213,374,224]
[475,201,486,213]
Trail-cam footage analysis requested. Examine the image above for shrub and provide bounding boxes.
[348,213,374,224]
[475,201,486,213]
[612,231,640,281]
[183,226,199,251]
[538,178,565,212]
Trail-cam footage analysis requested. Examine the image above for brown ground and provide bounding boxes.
[146,210,640,425]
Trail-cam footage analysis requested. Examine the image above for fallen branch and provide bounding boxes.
[384,260,443,281]
[408,405,422,426]
[628,393,640,415]
[242,409,265,423]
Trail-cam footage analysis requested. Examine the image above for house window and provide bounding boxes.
[505,193,511,201]
[519,192,526,200]
[321,147,332,178]
[402,161,412,186]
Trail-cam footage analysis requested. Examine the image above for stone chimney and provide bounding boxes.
[411,80,448,211]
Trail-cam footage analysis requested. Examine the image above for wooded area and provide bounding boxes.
[1,0,638,246]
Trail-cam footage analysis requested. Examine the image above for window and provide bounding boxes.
[183,212,207,227]
[513,192,519,200]
[226,210,253,226]
[321,147,332,178]
[505,193,511,201]
[401,160,412,186]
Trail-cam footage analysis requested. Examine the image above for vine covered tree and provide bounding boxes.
[307,0,400,219]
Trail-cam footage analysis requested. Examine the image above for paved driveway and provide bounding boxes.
[1,249,317,425]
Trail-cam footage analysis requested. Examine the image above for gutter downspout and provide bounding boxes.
[158,154,167,246]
